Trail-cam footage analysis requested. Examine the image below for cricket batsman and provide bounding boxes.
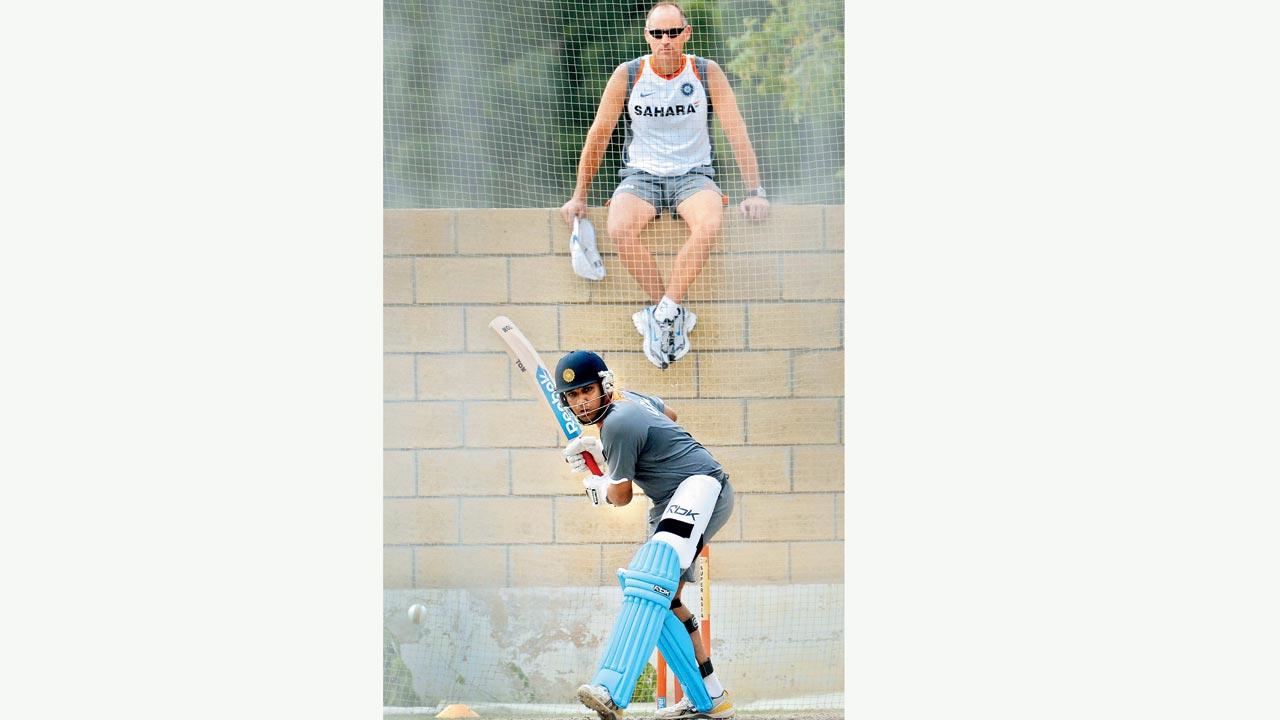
[554,350,736,720]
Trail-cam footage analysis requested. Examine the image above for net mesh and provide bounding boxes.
[385,0,842,208]
[384,0,843,713]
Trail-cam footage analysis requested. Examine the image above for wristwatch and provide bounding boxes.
[747,186,767,198]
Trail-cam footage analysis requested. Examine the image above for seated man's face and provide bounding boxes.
[645,8,688,57]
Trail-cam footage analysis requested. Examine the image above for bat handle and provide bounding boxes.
[583,452,603,476]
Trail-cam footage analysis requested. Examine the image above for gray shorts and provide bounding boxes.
[613,167,724,218]
[647,478,735,583]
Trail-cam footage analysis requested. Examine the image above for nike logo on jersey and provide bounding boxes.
[639,91,654,97]
[632,104,698,117]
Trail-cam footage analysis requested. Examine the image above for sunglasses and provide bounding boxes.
[647,26,686,38]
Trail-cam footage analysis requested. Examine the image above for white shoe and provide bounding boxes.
[668,308,697,363]
[703,691,735,719]
[633,306,668,369]
[653,691,734,720]
[577,683,625,720]
[654,295,679,323]
[654,696,696,720]
[659,314,677,363]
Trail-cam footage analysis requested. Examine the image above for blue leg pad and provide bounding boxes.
[591,539,681,709]
[657,610,713,712]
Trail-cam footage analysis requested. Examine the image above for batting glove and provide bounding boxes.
[583,474,612,507]
[563,436,608,475]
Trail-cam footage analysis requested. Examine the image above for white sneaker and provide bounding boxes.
[654,696,696,720]
[653,691,734,720]
[703,691,735,719]
[577,683,625,720]
[659,314,677,362]
[633,306,669,369]
[668,308,697,363]
[654,295,679,323]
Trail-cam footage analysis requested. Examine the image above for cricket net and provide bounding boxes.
[385,0,843,713]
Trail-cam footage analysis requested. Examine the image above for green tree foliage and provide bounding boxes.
[633,662,658,702]
[726,0,843,123]
[724,0,843,202]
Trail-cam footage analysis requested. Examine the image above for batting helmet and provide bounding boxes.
[554,350,615,397]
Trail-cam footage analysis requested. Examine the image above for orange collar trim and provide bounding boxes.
[649,54,688,81]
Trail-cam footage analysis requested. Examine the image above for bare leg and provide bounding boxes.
[668,190,724,304]
[607,193,663,303]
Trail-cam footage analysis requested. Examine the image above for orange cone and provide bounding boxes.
[436,704,479,718]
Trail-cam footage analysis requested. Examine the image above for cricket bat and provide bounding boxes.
[489,315,603,476]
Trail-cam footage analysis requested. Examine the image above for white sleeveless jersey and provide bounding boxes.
[622,55,713,177]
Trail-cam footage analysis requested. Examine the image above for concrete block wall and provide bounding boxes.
[385,206,844,589]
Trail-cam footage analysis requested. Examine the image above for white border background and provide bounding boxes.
[3,0,1278,717]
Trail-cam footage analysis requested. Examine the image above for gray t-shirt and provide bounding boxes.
[600,390,727,508]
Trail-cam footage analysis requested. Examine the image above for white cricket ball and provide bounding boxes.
[408,603,427,625]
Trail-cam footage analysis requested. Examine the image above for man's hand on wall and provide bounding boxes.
[560,197,588,227]
[740,196,769,222]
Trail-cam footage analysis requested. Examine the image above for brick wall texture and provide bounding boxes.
[385,206,843,588]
